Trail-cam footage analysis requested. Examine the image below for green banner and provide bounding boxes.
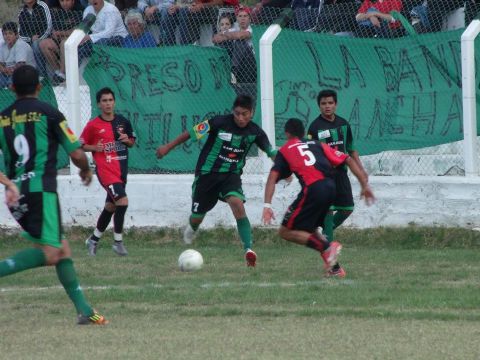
[84,45,237,172]
[266,29,476,155]
[0,82,69,172]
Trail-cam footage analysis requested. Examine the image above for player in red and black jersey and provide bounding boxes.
[80,87,136,257]
[262,118,374,275]
[156,95,277,267]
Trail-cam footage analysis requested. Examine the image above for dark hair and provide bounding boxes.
[317,89,337,105]
[96,87,115,103]
[12,65,39,96]
[233,94,254,110]
[2,22,18,35]
[284,118,305,138]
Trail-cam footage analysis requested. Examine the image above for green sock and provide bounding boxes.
[323,212,334,243]
[333,211,352,230]
[56,258,93,316]
[0,248,46,277]
[236,217,252,251]
[189,216,200,231]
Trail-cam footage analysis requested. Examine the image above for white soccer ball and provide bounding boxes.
[178,249,203,272]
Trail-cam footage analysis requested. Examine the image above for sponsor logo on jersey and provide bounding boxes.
[193,121,210,139]
[99,129,106,134]
[219,132,232,142]
[317,130,331,140]
[59,121,78,143]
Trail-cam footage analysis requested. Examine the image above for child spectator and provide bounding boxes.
[217,13,233,33]
[122,10,158,47]
[0,22,37,88]
[39,0,83,85]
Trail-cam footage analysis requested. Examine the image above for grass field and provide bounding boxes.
[0,226,479,359]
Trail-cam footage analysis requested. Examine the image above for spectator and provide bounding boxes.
[78,0,128,62]
[122,10,158,47]
[39,0,83,85]
[0,22,37,88]
[355,0,403,38]
[213,6,256,84]
[45,0,86,10]
[18,0,52,75]
[115,0,139,12]
[426,0,463,32]
[137,0,176,45]
[171,0,238,45]
[251,0,292,25]
[217,12,233,33]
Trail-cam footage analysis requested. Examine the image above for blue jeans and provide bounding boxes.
[151,8,178,46]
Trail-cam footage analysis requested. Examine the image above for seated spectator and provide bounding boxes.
[170,0,238,45]
[213,6,256,83]
[0,22,37,88]
[355,0,403,38]
[122,10,158,47]
[426,0,464,32]
[137,0,176,46]
[45,0,86,10]
[290,0,320,31]
[78,0,128,62]
[39,0,83,85]
[18,0,52,76]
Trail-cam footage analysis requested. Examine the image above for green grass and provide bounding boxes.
[0,226,479,359]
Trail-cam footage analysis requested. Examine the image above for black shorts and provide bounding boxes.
[331,169,354,210]
[282,179,336,233]
[8,192,63,248]
[104,182,127,203]
[191,173,245,215]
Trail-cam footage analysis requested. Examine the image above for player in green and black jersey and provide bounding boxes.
[307,89,369,277]
[0,65,107,325]
[156,95,277,267]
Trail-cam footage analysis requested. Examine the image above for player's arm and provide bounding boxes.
[69,148,93,186]
[345,157,375,206]
[156,131,190,159]
[349,150,368,182]
[0,171,20,207]
[119,119,136,148]
[262,169,280,225]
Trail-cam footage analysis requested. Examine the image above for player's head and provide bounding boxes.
[317,89,337,119]
[96,87,115,116]
[232,94,254,128]
[12,65,40,97]
[284,118,305,139]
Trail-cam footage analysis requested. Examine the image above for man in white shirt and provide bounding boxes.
[78,0,128,62]
[0,22,37,88]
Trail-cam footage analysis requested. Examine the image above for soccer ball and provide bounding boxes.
[178,249,203,272]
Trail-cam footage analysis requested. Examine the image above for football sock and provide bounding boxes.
[236,217,252,250]
[0,248,46,277]
[189,217,200,231]
[113,205,128,235]
[56,258,94,316]
[114,232,123,242]
[96,208,114,233]
[323,212,334,243]
[333,211,352,230]
[306,233,329,253]
[91,228,103,242]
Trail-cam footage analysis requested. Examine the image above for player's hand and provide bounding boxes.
[79,168,93,186]
[360,185,375,206]
[94,139,104,152]
[156,145,170,159]
[118,133,129,144]
[5,182,20,207]
[262,207,275,225]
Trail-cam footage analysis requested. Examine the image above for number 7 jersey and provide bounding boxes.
[273,138,349,187]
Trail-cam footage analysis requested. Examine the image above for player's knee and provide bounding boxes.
[105,202,116,212]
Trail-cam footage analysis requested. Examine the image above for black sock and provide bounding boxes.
[306,233,329,253]
[113,205,128,235]
[97,208,114,232]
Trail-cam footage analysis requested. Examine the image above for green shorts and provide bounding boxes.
[9,192,63,248]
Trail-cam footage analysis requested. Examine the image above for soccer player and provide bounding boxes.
[156,95,277,267]
[307,89,369,277]
[262,118,374,274]
[0,65,107,325]
[81,87,136,257]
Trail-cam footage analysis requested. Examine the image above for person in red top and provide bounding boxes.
[262,118,375,275]
[355,0,403,38]
[80,87,136,257]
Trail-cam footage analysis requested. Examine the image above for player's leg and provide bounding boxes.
[86,195,115,256]
[112,190,129,256]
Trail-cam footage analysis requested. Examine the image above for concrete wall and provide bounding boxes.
[2,174,480,230]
